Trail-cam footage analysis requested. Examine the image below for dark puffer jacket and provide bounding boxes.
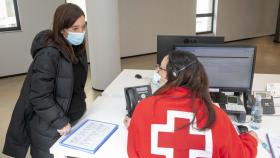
[2,30,88,158]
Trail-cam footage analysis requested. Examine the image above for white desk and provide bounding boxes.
[50,106,280,158]
[50,96,128,158]
[102,69,155,97]
[237,114,280,158]
[50,69,280,158]
[102,70,280,97]
[252,73,280,91]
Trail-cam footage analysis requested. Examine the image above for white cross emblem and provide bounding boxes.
[151,110,213,158]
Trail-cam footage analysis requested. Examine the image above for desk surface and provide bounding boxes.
[50,96,128,158]
[102,69,155,97]
[247,114,280,158]
[51,69,280,158]
[103,69,280,98]
[252,73,280,92]
[227,111,280,158]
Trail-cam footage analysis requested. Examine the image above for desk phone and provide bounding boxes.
[225,96,246,114]
[262,98,275,114]
[124,85,152,117]
[210,92,246,114]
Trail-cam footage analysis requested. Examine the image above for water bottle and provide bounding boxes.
[250,95,263,129]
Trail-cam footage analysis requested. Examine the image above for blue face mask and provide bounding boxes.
[66,31,85,45]
[151,72,167,89]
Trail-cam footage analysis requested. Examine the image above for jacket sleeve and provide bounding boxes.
[218,109,258,158]
[127,101,143,158]
[127,117,141,158]
[29,49,69,130]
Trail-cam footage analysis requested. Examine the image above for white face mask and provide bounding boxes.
[151,72,167,88]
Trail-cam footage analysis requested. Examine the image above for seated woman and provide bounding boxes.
[127,50,258,158]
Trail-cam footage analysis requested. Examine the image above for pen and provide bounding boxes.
[260,139,271,153]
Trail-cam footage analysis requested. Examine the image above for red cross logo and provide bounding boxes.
[151,110,212,158]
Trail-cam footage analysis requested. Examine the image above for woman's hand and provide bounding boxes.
[57,123,71,136]
[248,130,259,141]
[123,116,131,129]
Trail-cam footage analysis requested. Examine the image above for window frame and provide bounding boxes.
[0,0,21,32]
[65,0,87,22]
[196,0,215,34]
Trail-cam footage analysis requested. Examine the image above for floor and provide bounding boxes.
[0,36,279,158]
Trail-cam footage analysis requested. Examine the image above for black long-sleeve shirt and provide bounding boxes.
[67,49,87,122]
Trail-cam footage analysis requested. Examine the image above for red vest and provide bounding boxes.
[127,87,257,158]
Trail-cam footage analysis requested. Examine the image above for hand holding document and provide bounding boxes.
[60,119,118,154]
[57,123,71,136]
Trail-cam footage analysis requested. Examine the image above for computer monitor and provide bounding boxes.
[174,44,256,93]
[157,35,224,64]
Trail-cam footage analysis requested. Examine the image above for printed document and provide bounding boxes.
[60,119,118,154]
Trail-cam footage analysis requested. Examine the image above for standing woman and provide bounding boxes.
[3,3,88,158]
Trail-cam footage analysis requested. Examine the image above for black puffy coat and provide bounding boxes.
[3,30,88,158]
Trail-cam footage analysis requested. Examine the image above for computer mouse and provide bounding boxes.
[237,125,248,134]
[135,74,142,79]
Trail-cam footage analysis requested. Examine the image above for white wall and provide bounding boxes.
[118,0,196,57]
[86,0,121,90]
[1,1,279,76]
[119,0,279,57]
[0,0,64,77]
[216,0,279,41]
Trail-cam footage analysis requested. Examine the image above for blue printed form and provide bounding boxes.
[60,119,118,154]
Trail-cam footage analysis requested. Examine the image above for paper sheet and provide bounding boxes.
[266,133,280,158]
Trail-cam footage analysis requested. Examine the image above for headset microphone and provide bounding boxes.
[169,54,197,77]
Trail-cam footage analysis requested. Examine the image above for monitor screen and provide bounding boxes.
[157,35,224,64]
[175,44,256,92]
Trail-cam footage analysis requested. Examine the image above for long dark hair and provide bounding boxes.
[48,3,85,63]
[155,50,216,130]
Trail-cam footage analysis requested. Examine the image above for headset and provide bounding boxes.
[168,53,197,77]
